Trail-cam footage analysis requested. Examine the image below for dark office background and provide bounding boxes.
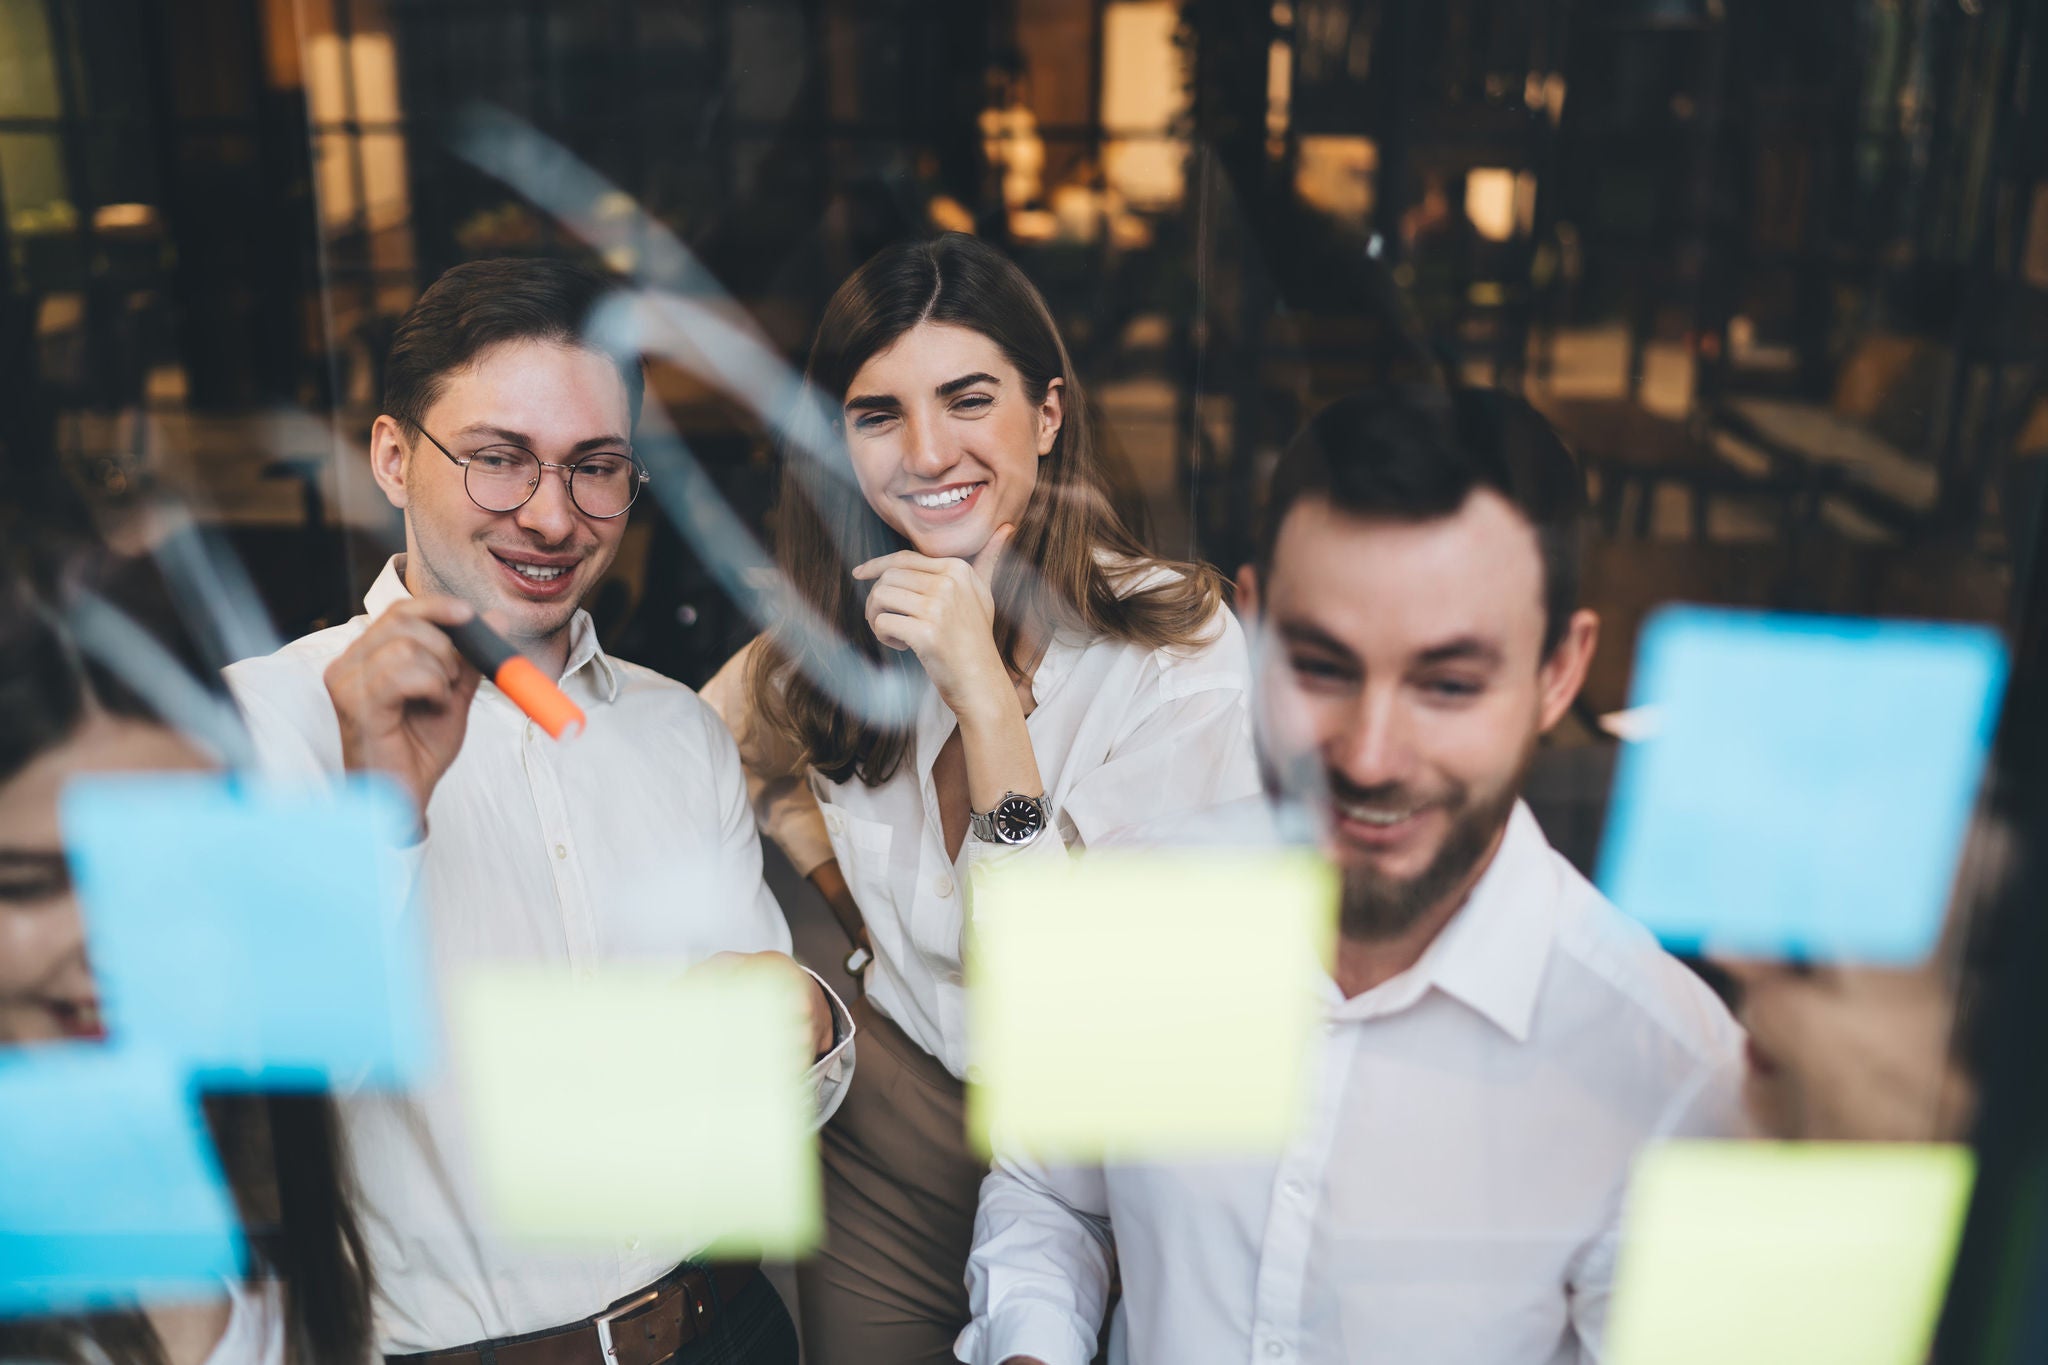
[4,0,2041,676]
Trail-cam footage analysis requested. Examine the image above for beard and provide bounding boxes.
[1332,748,1531,940]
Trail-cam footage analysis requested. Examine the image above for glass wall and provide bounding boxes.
[4,1,2047,1359]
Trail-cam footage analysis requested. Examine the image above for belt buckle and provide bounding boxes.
[593,1288,661,1365]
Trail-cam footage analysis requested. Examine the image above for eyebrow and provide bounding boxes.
[1277,621,1358,661]
[1414,636,1504,668]
[1276,622,1503,669]
[936,372,1001,397]
[844,372,1003,414]
[452,424,631,456]
[0,849,71,896]
[0,849,67,868]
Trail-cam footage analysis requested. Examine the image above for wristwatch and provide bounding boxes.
[968,791,1053,846]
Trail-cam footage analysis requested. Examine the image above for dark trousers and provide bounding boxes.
[382,1273,796,1365]
[673,1273,798,1365]
[795,997,988,1365]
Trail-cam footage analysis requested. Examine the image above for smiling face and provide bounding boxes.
[372,338,635,655]
[1248,491,1595,939]
[839,321,1063,561]
[0,712,208,1045]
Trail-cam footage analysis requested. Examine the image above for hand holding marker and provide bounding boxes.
[443,616,586,740]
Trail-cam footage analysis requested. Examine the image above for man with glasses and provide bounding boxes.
[226,258,853,1365]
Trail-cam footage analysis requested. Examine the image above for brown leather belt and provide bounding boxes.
[388,1262,759,1365]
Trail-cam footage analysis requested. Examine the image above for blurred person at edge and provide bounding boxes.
[958,387,1748,1365]
[1726,956,1976,1140]
[1717,820,1998,1142]
[222,259,854,1365]
[700,233,1260,1364]
[0,547,375,1365]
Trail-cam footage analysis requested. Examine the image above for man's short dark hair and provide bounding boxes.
[382,257,645,435]
[1257,383,1586,656]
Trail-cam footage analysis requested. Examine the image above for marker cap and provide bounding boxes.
[495,656,587,740]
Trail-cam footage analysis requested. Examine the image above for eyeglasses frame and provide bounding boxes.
[411,422,650,520]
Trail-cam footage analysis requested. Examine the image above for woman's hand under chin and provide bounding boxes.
[852,522,1019,723]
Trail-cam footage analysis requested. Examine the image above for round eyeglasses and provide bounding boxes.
[413,424,650,520]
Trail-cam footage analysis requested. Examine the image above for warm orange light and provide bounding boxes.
[1465,168,1517,242]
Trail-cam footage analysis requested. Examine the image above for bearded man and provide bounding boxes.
[956,385,1746,1365]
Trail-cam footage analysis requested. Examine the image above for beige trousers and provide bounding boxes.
[796,997,986,1365]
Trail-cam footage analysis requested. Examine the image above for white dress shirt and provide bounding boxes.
[224,557,854,1354]
[958,800,1747,1365]
[704,574,1264,1081]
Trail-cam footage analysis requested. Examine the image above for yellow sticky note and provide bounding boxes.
[1609,1140,1974,1365]
[966,851,1337,1161]
[449,965,821,1256]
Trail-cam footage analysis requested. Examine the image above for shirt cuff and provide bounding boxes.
[955,1302,1097,1365]
[963,816,1073,879]
[377,832,428,927]
[960,822,1073,963]
[800,966,857,1128]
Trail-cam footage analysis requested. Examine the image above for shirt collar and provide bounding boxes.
[985,547,1142,719]
[1029,630,1080,706]
[911,626,1082,781]
[365,556,622,703]
[1330,800,1559,1043]
[902,549,1167,774]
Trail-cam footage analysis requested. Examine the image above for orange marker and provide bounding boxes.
[445,617,586,740]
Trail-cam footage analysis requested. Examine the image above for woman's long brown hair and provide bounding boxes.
[754,233,1224,786]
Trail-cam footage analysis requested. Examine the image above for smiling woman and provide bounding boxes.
[702,234,1264,1364]
[758,233,1223,786]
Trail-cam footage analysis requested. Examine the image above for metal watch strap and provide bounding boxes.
[969,791,1052,844]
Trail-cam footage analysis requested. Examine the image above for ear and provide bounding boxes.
[1536,608,1600,734]
[1036,377,1065,457]
[369,414,413,511]
[1234,562,1262,626]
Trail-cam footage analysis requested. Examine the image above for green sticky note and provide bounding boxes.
[967,851,1337,1161]
[448,965,821,1257]
[1609,1141,1974,1365]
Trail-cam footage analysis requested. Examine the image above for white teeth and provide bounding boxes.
[911,485,977,509]
[507,561,566,581]
[1339,803,1415,827]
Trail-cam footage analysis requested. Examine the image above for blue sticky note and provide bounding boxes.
[1597,607,2006,963]
[0,1046,244,1316]
[61,775,433,1088]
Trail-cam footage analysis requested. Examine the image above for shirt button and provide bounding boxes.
[1286,1180,1307,1200]
[824,810,844,835]
[1265,1342,1286,1358]
[933,874,955,897]
[554,843,568,860]
[525,720,536,741]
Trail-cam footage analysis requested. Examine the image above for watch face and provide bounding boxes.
[993,795,1046,843]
